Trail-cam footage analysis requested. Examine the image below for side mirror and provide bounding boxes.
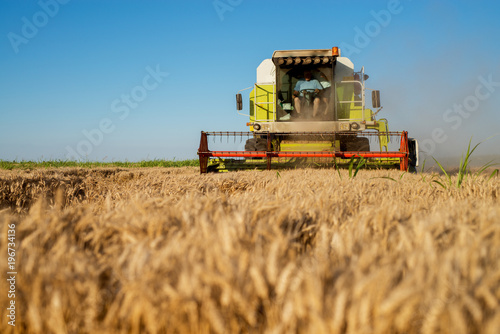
[236,93,243,110]
[372,90,381,109]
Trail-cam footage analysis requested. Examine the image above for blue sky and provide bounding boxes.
[1,0,499,161]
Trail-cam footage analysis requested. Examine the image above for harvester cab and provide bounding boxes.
[198,47,418,173]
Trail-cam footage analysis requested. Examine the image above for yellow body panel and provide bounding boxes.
[249,84,275,122]
[375,119,389,151]
[280,141,338,152]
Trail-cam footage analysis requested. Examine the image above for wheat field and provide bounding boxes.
[0,166,499,333]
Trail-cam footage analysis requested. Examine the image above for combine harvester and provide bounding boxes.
[198,47,418,173]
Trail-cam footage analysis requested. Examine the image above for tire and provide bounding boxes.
[245,138,268,151]
[408,138,418,173]
[245,138,257,151]
[255,138,267,151]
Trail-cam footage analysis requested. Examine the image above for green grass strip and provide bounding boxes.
[0,159,200,170]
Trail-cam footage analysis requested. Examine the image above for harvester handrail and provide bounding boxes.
[335,79,366,122]
[253,83,276,122]
[336,81,364,104]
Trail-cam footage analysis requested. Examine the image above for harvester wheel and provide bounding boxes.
[255,139,267,151]
[408,138,418,173]
[245,138,256,151]
[245,138,267,151]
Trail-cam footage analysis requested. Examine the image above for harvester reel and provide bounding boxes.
[198,131,411,173]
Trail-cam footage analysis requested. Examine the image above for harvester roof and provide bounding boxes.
[272,48,339,66]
